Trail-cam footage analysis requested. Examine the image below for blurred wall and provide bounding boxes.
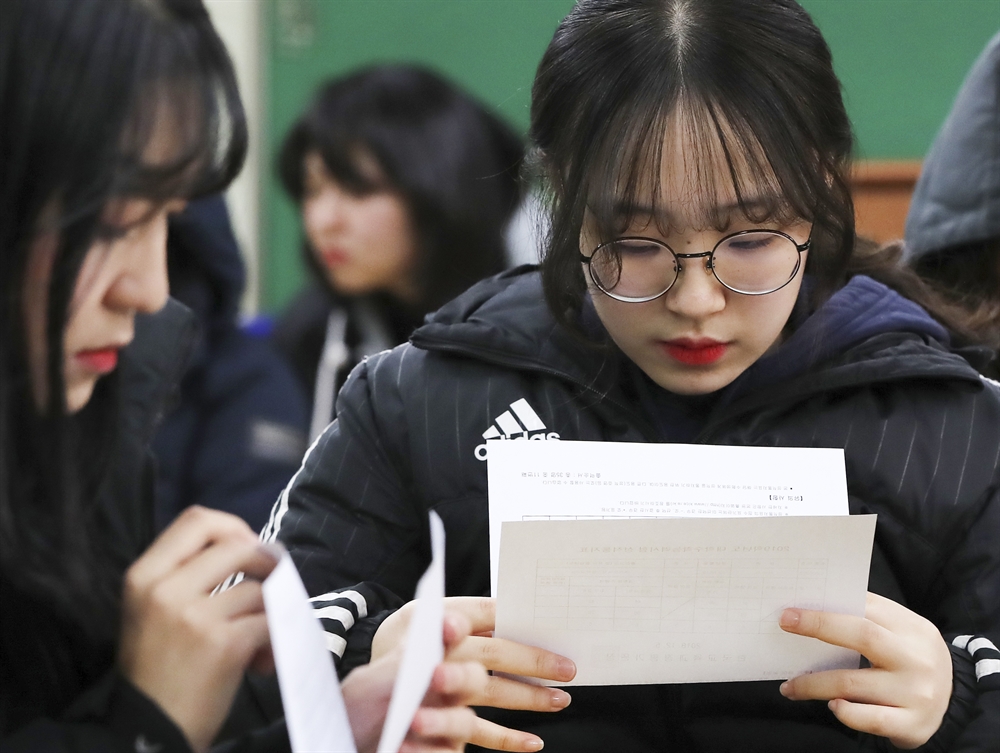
[205,0,264,314]
[258,0,999,312]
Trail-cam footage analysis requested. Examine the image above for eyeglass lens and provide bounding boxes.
[591,232,801,299]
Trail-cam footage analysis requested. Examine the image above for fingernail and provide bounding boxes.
[779,609,799,628]
[550,689,572,709]
[556,657,577,679]
[779,681,790,697]
[524,737,543,751]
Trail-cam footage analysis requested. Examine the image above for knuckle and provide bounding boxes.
[181,504,210,524]
[481,677,506,705]
[858,620,881,650]
[148,582,175,614]
[468,661,489,691]
[534,649,554,678]
[840,671,862,699]
[445,709,471,737]
[473,596,495,627]
[478,638,502,668]
[122,567,144,597]
[910,678,936,708]
[179,602,208,635]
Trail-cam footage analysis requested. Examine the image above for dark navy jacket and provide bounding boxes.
[154,197,308,533]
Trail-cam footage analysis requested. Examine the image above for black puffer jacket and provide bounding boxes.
[269,268,1000,752]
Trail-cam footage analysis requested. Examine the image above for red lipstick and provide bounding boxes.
[663,338,728,366]
[320,247,349,267]
[76,348,119,374]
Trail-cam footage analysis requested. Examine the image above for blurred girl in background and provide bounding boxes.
[273,65,525,439]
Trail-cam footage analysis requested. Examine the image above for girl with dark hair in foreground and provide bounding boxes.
[273,64,524,440]
[0,2,486,751]
[268,1,999,751]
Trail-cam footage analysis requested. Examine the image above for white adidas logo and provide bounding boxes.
[474,398,560,461]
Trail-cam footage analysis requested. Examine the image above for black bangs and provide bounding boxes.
[583,97,815,247]
[534,0,857,333]
[279,119,384,202]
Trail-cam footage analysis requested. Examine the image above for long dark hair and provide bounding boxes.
[279,64,523,312]
[911,240,1000,349]
[531,0,988,344]
[0,0,245,646]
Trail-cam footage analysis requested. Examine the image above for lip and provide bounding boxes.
[661,337,729,366]
[75,348,121,374]
[319,246,350,266]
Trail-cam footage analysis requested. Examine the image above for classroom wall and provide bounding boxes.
[205,0,264,314]
[259,0,999,312]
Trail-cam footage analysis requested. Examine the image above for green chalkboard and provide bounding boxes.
[262,0,999,311]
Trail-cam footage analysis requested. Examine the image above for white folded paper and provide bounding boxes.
[487,440,850,595]
[262,551,357,753]
[376,511,446,753]
[261,510,446,753]
[495,514,876,685]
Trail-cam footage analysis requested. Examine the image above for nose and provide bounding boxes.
[305,184,349,233]
[663,248,726,319]
[106,210,170,315]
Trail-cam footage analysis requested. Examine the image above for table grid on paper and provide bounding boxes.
[532,558,828,634]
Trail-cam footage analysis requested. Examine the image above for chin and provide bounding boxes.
[651,367,740,396]
[329,272,377,297]
[65,380,97,413]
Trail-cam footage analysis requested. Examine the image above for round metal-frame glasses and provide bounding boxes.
[579,229,811,303]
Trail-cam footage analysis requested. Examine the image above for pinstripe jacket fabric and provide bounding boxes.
[268,268,1000,752]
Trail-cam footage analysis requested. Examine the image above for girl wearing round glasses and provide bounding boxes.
[268,0,1000,750]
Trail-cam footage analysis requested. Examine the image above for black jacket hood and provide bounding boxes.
[167,195,245,336]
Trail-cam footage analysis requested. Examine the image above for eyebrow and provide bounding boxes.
[613,194,785,226]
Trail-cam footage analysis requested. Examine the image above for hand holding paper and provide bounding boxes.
[263,511,487,753]
[373,597,577,752]
[341,612,485,753]
[778,592,954,749]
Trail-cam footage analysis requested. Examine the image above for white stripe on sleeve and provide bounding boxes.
[976,658,1000,681]
[308,589,369,619]
[313,605,356,629]
[324,631,348,658]
[952,635,973,650]
[968,637,998,655]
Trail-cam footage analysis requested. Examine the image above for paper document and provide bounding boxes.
[488,441,849,594]
[376,511,447,753]
[262,550,357,753]
[495,515,876,685]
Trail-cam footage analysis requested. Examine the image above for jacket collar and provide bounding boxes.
[122,298,197,448]
[412,268,985,427]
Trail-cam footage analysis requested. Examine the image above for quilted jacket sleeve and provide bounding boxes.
[262,350,423,672]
